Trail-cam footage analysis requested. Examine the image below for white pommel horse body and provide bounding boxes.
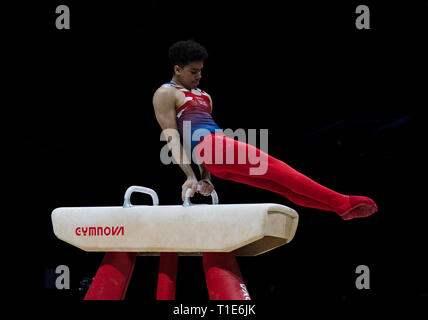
[52,185,299,300]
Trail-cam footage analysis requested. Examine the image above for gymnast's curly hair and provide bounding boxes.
[168,40,208,68]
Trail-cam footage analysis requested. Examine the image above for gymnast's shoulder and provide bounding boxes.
[155,83,176,94]
[153,83,177,100]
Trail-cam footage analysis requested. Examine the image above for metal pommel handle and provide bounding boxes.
[183,185,218,207]
[123,185,159,208]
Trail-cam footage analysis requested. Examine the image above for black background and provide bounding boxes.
[3,0,427,315]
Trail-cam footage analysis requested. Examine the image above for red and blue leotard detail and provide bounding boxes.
[166,82,222,150]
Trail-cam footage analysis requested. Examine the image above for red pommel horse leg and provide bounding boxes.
[84,252,136,300]
[203,252,251,300]
[155,252,250,300]
[156,252,178,300]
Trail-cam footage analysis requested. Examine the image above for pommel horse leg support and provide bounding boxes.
[84,252,136,300]
[203,252,250,300]
[156,252,178,300]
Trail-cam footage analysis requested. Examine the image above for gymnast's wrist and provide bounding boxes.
[186,174,197,180]
[201,169,211,179]
[200,174,211,182]
[199,167,210,179]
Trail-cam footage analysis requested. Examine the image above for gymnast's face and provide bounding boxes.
[174,61,203,89]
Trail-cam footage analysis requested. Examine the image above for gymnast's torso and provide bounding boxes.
[161,82,222,150]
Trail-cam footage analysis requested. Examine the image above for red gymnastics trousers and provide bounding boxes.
[194,133,377,220]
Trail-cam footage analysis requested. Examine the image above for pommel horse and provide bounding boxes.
[51,185,299,300]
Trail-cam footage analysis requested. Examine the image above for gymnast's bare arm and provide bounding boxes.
[153,85,199,200]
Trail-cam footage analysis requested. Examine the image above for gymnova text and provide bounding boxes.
[160,121,269,175]
[75,226,125,237]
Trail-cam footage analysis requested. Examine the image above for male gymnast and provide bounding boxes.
[153,40,377,220]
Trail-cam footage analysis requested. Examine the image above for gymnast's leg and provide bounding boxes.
[228,172,335,212]
[195,133,377,220]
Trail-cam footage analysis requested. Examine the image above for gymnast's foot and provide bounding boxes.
[337,195,378,220]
